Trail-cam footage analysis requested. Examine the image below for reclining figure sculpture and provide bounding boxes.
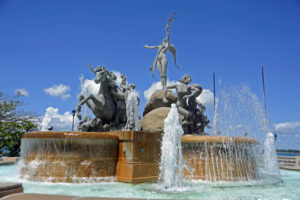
[167,74,210,134]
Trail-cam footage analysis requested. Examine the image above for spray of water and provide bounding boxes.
[263,132,280,175]
[159,104,186,188]
[124,90,140,131]
[39,116,51,131]
[212,99,219,135]
[212,84,265,140]
[212,84,279,175]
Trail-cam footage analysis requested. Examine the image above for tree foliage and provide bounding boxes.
[0,91,38,156]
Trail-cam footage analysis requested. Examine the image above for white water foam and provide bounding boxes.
[211,84,280,177]
[263,132,280,175]
[124,90,140,131]
[159,104,186,188]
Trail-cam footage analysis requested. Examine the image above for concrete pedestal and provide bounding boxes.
[115,131,162,184]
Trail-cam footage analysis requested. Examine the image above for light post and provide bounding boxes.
[72,109,76,131]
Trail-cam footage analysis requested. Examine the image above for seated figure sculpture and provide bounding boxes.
[166,74,210,134]
[120,74,128,92]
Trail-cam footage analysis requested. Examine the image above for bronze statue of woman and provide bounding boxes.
[144,12,181,103]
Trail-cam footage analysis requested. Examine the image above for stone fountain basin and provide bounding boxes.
[20,131,119,183]
[20,131,258,183]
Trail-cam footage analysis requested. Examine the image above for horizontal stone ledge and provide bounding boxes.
[0,182,23,198]
[1,193,161,200]
[181,135,258,144]
[22,131,119,139]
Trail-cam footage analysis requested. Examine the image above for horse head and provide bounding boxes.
[93,66,108,84]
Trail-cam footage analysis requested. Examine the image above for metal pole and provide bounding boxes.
[213,71,216,114]
[72,117,74,131]
[72,109,76,131]
[261,65,268,126]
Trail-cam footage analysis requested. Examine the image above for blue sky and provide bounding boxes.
[0,0,299,149]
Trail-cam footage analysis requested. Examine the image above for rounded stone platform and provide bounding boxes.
[0,157,19,166]
[19,131,259,183]
[182,135,258,181]
[0,182,23,198]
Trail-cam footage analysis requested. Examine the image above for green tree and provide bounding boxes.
[0,91,38,156]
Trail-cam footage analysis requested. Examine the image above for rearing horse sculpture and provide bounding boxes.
[75,65,117,124]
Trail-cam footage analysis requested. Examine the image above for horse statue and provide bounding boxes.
[75,65,126,131]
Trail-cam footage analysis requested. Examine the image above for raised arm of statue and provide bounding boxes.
[144,44,159,49]
[165,12,176,42]
[88,64,96,74]
[188,84,203,98]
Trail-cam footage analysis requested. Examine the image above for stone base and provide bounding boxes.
[20,131,258,183]
[115,131,162,184]
[182,135,258,181]
[20,132,119,183]
[116,162,159,183]
[1,193,146,200]
[0,183,23,198]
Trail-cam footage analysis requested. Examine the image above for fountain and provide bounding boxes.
[20,131,118,183]
[18,13,276,188]
[159,104,185,188]
[263,132,280,175]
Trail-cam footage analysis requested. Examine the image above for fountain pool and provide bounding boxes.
[1,164,300,199]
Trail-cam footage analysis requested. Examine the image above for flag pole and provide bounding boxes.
[261,64,268,127]
[213,71,216,114]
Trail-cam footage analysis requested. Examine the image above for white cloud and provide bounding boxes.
[39,107,79,131]
[197,89,214,107]
[273,121,300,134]
[144,81,162,101]
[143,80,177,101]
[79,75,98,97]
[79,70,123,98]
[15,88,29,96]
[61,94,71,100]
[44,84,71,100]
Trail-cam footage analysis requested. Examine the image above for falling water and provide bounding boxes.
[124,90,140,131]
[211,84,279,176]
[212,99,219,135]
[19,133,118,183]
[263,132,280,175]
[39,116,51,131]
[159,104,186,188]
[212,84,265,140]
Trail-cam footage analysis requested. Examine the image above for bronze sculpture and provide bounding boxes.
[144,12,181,103]
[75,65,127,131]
